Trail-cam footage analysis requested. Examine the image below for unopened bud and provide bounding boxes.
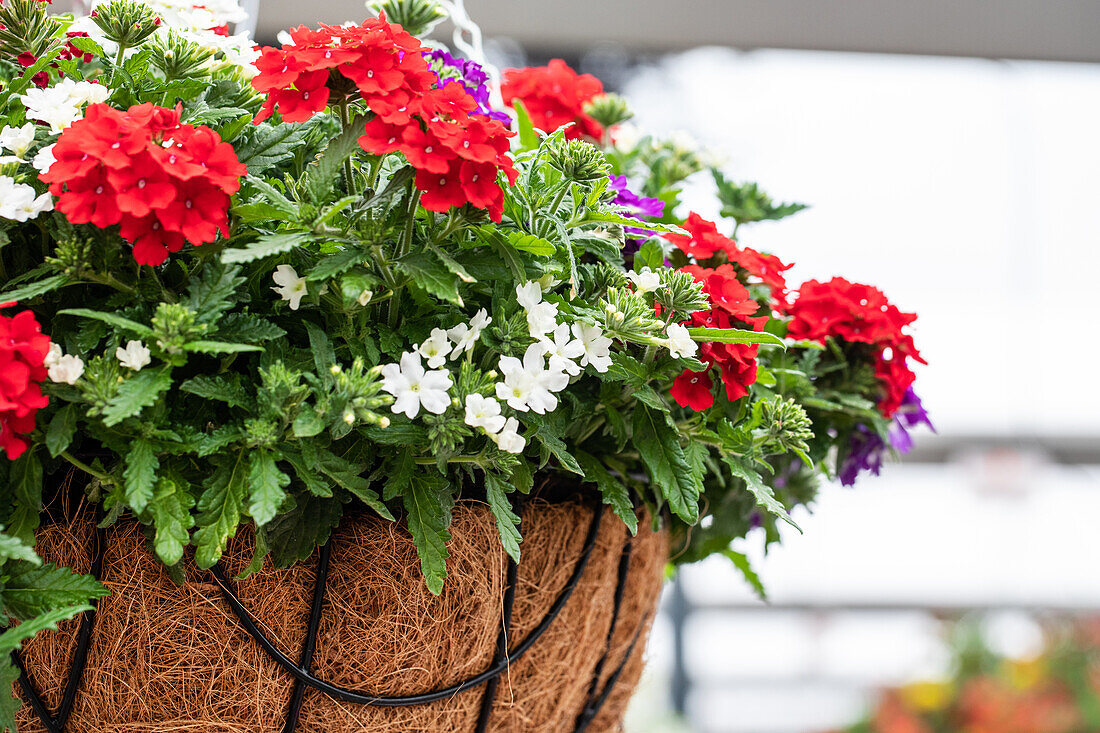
[357,289,373,306]
[379,416,391,428]
[343,410,356,425]
[330,364,342,375]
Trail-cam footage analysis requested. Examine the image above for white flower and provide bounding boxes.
[48,354,84,385]
[116,340,152,371]
[0,176,53,222]
[0,124,35,159]
[626,267,661,294]
[21,79,109,134]
[44,343,63,369]
[515,282,558,338]
[464,394,506,435]
[271,264,308,310]
[447,308,491,357]
[489,417,526,454]
[538,323,584,377]
[571,322,613,373]
[418,328,451,369]
[665,323,698,359]
[612,122,642,153]
[381,351,453,419]
[495,344,565,414]
[356,289,373,306]
[31,144,56,175]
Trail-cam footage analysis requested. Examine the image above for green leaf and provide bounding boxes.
[221,231,311,264]
[581,211,687,235]
[510,458,533,495]
[304,321,336,376]
[429,243,476,283]
[511,98,539,150]
[0,656,21,732]
[721,548,767,600]
[184,262,245,324]
[101,366,172,427]
[305,246,368,281]
[303,116,367,204]
[45,404,78,458]
[633,406,700,523]
[179,374,250,409]
[181,340,264,355]
[400,469,452,595]
[576,451,637,535]
[313,448,392,519]
[7,451,43,543]
[0,603,94,657]
[534,428,584,475]
[123,439,158,512]
[292,406,324,438]
[192,452,248,568]
[723,456,802,532]
[214,313,286,343]
[1,564,106,620]
[58,308,153,338]
[506,231,556,256]
[241,175,298,217]
[247,450,289,526]
[395,250,464,306]
[0,532,39,565]
[484,472,521,563]
[264,493,344,568]
[236,122,315,174]
[688,327,785,347]
[0,275,70,303]
[636,241,664,271]
[146,475,195,566]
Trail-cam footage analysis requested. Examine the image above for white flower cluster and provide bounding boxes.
[20,79,109,134]
[43,339,152,386]
[0,175,53,222]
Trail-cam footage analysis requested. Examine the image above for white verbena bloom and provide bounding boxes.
[538,323,584,377]
[515,282,558,338]
[464,394,506,435]
[0,124,35,159]
[447,308,491,358]
[48,354,84,385]
[418,328,451,369]
[571,322,613,373]
[356,289,373,306]
[495,343,566,414]
[116,340,152,371]
[271,264,308,310]
[381,351,453,419]
[44,343,63,369]
[20,79,109,134]
[489,417,526,454]
[626,267,661,294]
[31,144,56,175]
[612,122,642,153]
[0,176,53,222]
[666,323,698,359]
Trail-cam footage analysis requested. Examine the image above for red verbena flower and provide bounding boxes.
[251,18,518,221]
[500,59,604,140]
[787,277,925,417]
[0,305,51,460]
[671,368,715,412]
[40,102,246,266]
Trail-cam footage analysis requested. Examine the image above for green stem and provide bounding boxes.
[414,456,485,467]
[387,187,420,330]
[547,182,571,218]
[84,271,136,295]
[337,102,357,194]
[60,451,115,486]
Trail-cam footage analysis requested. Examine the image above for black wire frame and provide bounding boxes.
[12,501,647,732]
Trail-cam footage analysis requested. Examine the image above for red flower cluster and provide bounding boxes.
[252,19,517,220]
[787,277,925,417]
[670,263,768,412]
[667,213,793,305]
[41,102,245,266]
[13,31,93,88]
[500,59,604,140]
[0,305,50,460]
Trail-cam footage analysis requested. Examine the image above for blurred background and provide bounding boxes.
[252,2,1100,730]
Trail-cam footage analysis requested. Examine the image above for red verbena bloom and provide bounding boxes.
[500,59,604,140]
[668,212,793,305]
[40,102,246,266]
[251,18,518,221]
[787,277,925,417]
[0,305,51,460]
[671,368,715,412]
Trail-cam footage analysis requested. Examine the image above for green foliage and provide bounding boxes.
[711,168,808,227]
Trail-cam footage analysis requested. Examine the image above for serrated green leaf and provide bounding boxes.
[506,231,555,256]
[511,98,539,150]
[2,563,106,620]
[247,450,289,526]
[0,275,69,303]
[265,493,344,568]
[181,340,264,355]
[534,428,584,475]
[7,451,43,543]
[582,211,687,235]
[688,327,785,347]
[0,532,39,565]
[192,452,248,568]
[101,366,172,426]
[221,231,311,264]
[303,116,366,204]
[179,374,250,409]
[400,468,452,595]
[45,404,77,458]
[0,603,94,658]
[213,313,285,343]
[576,451,637,535]
[722,548,767,600]
[723,456,801,532]
[123,439,158,512]
[395,249,463,306]
[183,262,245,324]
[305,246,368,281]
[484,472,521,563]
[146,475,195,566]
[58,308,153,338]
[303,321,336,376]
[236,122,314,174]
[633,406,700,523]
[292,406,324,438]
[0,655,21,732]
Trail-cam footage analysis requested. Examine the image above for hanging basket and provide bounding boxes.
[12,495,666,732]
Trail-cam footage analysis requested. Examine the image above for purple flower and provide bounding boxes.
[608,174,665,238]
[839,388,934,487]
[424,49,511,123]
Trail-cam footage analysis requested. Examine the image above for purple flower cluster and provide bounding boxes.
[608,174,665,238]
[424,49,511,124]
[838,388,934,487]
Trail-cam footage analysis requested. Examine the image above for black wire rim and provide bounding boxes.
[12,501,647,732]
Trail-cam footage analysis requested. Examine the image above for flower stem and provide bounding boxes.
[387,186,420,329]
[337,102,357,194]
[61,451,115,486]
